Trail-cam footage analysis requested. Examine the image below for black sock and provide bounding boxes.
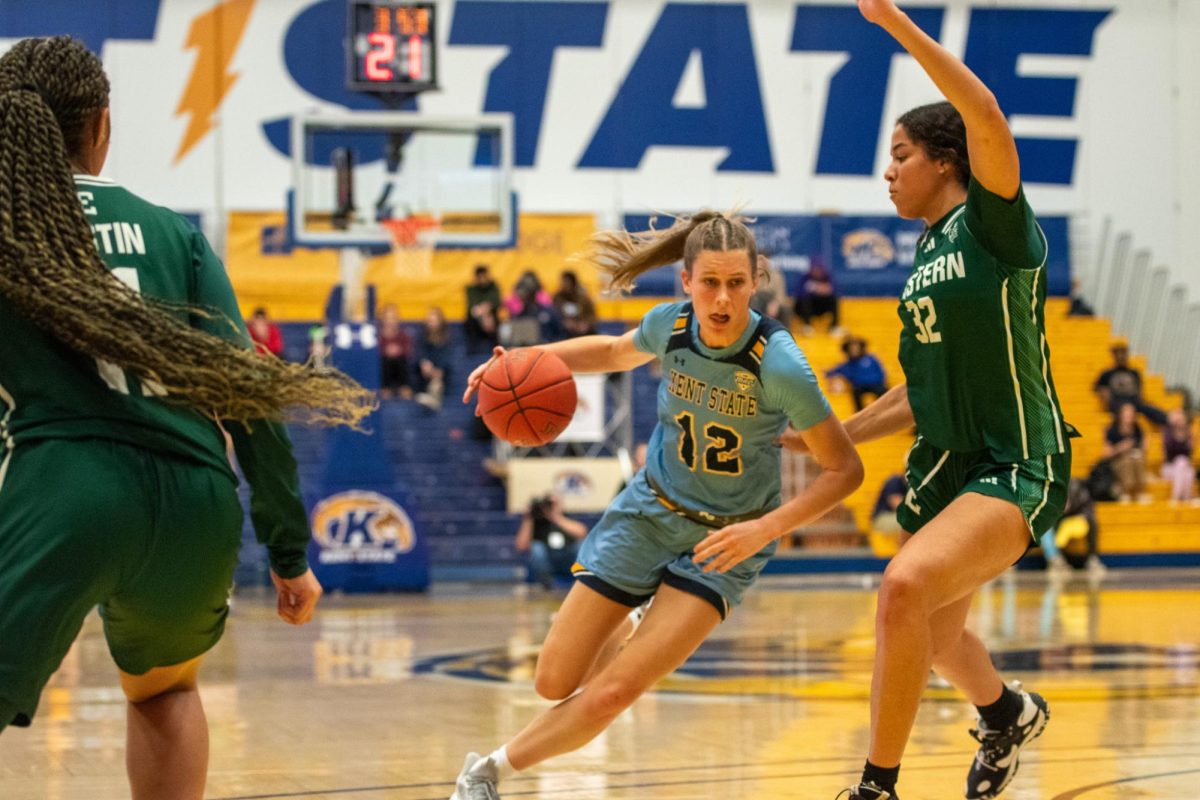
[976,684,1023,729]
[862,759,899,792]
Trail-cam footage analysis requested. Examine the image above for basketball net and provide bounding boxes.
[381,215,440,277]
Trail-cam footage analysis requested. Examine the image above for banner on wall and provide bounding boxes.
[623,213,1071,297]
[507,458,626,514]
[15,1,1195,295]
[557,374,606,443]
[225,212,598,321]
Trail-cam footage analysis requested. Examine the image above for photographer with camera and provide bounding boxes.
[515,493,588,589]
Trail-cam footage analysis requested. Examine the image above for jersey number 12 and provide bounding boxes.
[675,411,743,475]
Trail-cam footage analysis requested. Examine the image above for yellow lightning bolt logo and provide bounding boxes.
[173,0,257,164]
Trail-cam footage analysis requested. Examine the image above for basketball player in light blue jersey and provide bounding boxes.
[451,211,863,799]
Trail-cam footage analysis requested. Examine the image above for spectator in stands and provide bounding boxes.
[515,493,588,589]
[1067,278,1095,317]
[248,307,284,358]
[826,335,889,411]
[552,269,598,338]
[504,269,558,344]
[378,303,415,399]
[1094,342,1167,425]
[1161,408,1195,501]
[414,307,451,411]
[793,259,842,336]
[1040,478,1104,578]
[465,264,501,353]
[1103,402,1148,501]
[871,473,908,534]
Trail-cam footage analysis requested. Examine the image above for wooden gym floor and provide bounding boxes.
[2,569,1198,799]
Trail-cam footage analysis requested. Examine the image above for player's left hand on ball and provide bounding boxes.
[692,521,773,573]
[271,568,323,625]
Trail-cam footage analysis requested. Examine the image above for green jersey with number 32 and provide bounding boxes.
[898,178,1069,462]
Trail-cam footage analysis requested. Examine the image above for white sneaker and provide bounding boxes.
[449,753,501,800]
[1085,555,1107,579]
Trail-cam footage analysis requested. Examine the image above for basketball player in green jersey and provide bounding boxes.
[0,37,371,799]
[450,212,863,800]
[784,3,1075,799]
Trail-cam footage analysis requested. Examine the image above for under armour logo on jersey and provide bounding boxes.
[673,355,686,365]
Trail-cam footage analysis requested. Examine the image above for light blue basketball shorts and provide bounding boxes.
[572,473,776,620]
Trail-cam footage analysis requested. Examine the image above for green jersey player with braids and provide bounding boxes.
[450,211,864,800]
[787,2,1075,799]
[0,36,372,799]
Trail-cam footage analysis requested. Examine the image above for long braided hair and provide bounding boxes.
[0,37,374,428]
[577,210,759,292]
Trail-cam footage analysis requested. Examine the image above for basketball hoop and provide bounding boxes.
[381,214,440,276]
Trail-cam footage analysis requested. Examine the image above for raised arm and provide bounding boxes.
[463,329,654,403]
[860,0,1019,199]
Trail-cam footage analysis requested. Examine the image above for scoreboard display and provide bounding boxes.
[347,1,437,93]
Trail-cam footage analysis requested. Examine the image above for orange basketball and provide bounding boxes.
[476,347,577,447]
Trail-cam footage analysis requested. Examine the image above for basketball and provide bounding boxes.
[476,348,577,447]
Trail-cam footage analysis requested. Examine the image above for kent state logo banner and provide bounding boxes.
[311,491,416,565]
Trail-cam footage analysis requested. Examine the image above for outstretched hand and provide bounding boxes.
[462,345,506,405]
[271,568,322,625]
[692,519,775,574]
[858,0,901,24]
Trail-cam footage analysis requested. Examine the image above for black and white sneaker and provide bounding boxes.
[837,781,896,800]
[965,682,1049,799]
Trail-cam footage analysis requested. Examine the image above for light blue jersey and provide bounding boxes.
[633,301,830,518]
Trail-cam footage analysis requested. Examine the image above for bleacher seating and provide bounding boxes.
[232,301,1195,586]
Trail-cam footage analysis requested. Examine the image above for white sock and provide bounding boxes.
[488,745,515,780]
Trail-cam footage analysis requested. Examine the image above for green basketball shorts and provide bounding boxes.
[0,437,242,728]
[897,435,1072,539]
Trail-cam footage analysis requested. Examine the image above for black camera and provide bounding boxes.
[530,494,553,519]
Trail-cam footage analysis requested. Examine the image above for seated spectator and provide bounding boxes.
[552,270,598,338]
[464,264,501,353]
[871,473,908,534]
[750,255,792,327]
[307,323,329,368]
[515,493,588,589]
[378,303,415,399]
[826,336,888,411]
[1103,402,1148,501]
[247,307,284,358]
[794,259,842,336]
[1161,408,1195,501]
[1040,478,1104,578]
[1067,278,1095,317]
[414,307,451,410]
[1094,342,1167,425]
[503,270,557,345]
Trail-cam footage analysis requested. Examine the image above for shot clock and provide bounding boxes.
[347,1,437,93]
